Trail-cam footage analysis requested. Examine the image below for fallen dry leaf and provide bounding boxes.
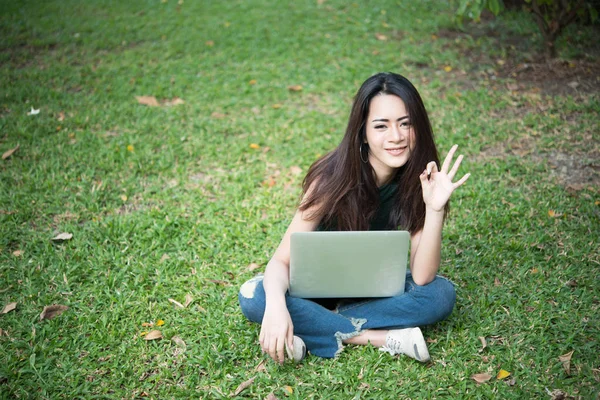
[559,350,574,374]
[288,85,303,92]
[471,373,492,384]
[27,107,40,115]
[184,294,193,308]
[290,166,302,175]
[2,144,20,160]
[58,111,65,121]
[40,305,69,321]
[249,143,260,150]
[205,40,214,46]
[562,279,577,288]
[497,369,511,379]
[284,385,293,395]
[547,389,570,400]
[208,279,230,286]
[12,250,23,257]
[156,319,165,327]
[375,33,387,41]
[2,302,17,314]
[211,111,226,119]
[478,336,487,352]
[505,377,517,386]
[271,104,282,109]
[494,277,501,286]
[247,263,261,272]
[171,335,186,348]
[254,359,267,373]
[249,79,257,85]
[164,97,185,106]
[168,298,185,309]
[444,66,453,72]
[160,254,170,263]
[144,330,162,341]
[232,376,255,396]
[265,393,278,400]
[548,210,563,218]
[52,232,73,242]
[141,322,154,327]
[135,96,160,107]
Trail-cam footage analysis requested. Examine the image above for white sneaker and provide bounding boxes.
[285,336,307,363]
[379,327,430,362]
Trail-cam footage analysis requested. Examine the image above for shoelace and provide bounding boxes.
[379,337,402,355]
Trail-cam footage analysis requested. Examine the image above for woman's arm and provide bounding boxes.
[409,145,470,285]
[260,205,320,364]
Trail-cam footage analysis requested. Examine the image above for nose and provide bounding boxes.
[388,124,404,142]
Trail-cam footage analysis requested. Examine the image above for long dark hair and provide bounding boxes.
[299,72,446,232]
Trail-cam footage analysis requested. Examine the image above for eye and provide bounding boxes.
[400,121,412,128]
[375,124,386,129]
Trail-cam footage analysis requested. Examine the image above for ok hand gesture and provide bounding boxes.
[419,144,470,212]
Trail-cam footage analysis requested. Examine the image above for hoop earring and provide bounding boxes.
[360,143,369,163]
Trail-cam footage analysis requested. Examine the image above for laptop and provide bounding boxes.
[289,231,409,298]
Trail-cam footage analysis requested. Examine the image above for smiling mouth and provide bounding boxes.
[385,147,407,155]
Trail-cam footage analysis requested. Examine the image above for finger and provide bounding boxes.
[448,154,464,180]
[441,144,458,173]
[277,338,286,365]
[453,173,471,189]
[426,161,438,178]
[268,337,278,363]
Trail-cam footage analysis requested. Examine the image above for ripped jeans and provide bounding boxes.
[238,273,456,358]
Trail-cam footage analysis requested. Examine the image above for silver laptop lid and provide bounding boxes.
[289,231,409,298]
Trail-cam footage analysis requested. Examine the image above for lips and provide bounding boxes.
[385,146,407,156]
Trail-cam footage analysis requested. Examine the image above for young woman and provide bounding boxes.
[238,72,470,364]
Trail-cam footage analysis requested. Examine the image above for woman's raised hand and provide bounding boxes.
[419,144,470,212]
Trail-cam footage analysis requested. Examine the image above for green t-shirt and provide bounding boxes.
[317,183,398,231]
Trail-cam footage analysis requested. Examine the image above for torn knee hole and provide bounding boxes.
[240,277,262,299]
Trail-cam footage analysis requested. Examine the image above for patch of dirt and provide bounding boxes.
[477,138,600,190]
[0,42,59,69]
[497,58,600,96]
[535,150,600,190]
[436,21,600,97]
[436,18,599,191]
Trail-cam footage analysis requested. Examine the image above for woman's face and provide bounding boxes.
[364,94,415,186]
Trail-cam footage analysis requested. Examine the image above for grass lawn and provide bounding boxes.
[1,0,598,398]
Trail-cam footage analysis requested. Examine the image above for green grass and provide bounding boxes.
[1,0,599,398]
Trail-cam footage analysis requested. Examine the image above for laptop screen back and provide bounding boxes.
[289,231,409,298]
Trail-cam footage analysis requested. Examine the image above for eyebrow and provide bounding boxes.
[371,116,409,123]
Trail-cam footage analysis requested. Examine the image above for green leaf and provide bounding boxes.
[488,0,501,15]
[589,6,598,23]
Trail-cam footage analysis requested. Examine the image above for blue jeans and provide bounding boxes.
[238,274,456,358]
